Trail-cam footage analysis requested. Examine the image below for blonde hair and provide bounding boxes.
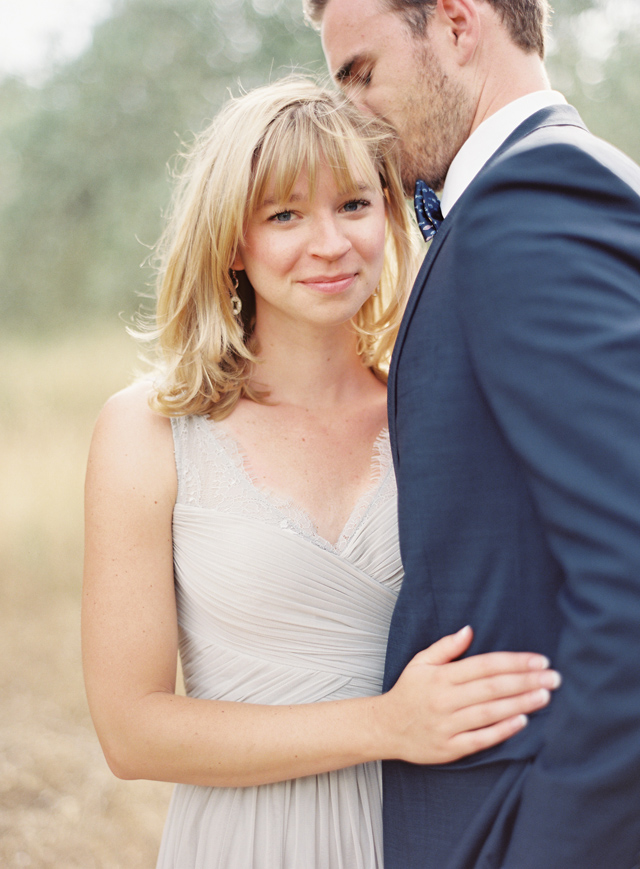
[144,76,416,419]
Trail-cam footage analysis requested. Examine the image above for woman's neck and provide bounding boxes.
[250,318,375,410]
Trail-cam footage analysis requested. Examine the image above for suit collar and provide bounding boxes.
[388,103,587,459]
[441,91,568,217]
[486,103,586,166]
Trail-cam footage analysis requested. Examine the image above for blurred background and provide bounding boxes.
[0,0,638,865]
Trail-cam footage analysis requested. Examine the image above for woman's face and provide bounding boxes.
[233,156,387,334]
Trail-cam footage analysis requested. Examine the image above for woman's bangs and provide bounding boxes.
[248,111,315,212]
[248,107,381,214]
[322,131,380,198]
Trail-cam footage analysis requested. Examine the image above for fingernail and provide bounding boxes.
[540,670,562,689]
[536,689,551,704]
[529,655,550,670]
[515,714,528,729]
[457,625,472,637]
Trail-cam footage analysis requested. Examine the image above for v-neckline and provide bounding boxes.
[203,419,392,553]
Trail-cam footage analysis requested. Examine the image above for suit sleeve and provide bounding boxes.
[452,138,640,868]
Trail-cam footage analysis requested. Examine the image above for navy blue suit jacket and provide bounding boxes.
[383,105,640,868]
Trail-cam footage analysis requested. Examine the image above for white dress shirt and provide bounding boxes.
[440,90,567,217]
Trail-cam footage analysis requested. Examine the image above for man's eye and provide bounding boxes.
[336,63,372,90]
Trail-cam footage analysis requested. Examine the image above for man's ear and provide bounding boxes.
[437,0,480,64]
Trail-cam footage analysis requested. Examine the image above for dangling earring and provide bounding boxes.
[230,270,242,316]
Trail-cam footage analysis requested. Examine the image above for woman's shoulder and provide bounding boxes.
[101,377,163,416]
[88,380,176,502]
[96,379,171,438]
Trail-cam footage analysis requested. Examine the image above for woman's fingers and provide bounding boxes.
[407,635,560,710]
[444,686,554,761]
[453,685,553,734]
[389,632,562,765]
[412,631,552,680]
[446,714,530,761]
[448,668,561,711]
[449,649,553,684]
[418,625,474,666]
[432,688,554,764]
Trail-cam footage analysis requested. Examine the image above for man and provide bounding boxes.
[304,0,640,866]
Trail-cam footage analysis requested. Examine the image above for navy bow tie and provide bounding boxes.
[414,180,443,242]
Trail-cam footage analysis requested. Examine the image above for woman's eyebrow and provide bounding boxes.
[260,192,305,208]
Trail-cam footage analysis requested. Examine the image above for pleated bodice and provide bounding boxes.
[156,414,402,869]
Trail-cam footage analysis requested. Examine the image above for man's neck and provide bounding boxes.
[469,47,551,136]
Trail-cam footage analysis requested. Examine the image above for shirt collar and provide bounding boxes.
[440,90,567,217]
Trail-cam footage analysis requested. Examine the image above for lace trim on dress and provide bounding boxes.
[171,415,396,555]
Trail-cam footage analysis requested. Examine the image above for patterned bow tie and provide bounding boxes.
[414,179,443,242]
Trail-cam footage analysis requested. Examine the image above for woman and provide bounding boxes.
[82,79,559,868]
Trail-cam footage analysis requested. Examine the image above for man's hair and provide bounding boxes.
[303,0,550,59]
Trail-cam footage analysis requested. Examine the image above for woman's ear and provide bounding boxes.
[232,250,244,270]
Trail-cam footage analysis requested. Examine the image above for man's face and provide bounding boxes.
[321,0,472,192]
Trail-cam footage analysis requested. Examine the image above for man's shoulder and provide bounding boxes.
[486,112,640,199]
[445,115,640,231]
[442,108,640,274]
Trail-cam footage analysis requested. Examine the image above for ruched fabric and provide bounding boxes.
[156,415,402,869]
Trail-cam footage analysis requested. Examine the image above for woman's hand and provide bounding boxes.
[375,625,560,765]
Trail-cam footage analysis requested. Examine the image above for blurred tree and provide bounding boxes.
[0,0,638,330]
[0,0,324,329]
[547,0,640,159]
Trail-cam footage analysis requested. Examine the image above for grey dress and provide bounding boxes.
[156,414,402,869]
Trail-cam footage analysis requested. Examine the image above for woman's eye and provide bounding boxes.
[342,199,369,213]
[270,210,294,223]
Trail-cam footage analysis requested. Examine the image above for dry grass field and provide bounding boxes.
[0,326,173,867]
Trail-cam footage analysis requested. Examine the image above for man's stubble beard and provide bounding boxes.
[398,44,473,194]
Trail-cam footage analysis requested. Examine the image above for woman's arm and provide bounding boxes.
[82,384,559,788]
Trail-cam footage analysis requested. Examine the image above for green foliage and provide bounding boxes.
[0,0,638,330]
[546,1,640,160]
[0,0,324,329]
[551,0,597,14]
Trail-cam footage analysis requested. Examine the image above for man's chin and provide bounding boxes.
[400,151,448,195]
[401,174,418,197]
[401,164,423,196]
[401,170,444,197]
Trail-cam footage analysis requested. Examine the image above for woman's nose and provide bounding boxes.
[308,215,352,260]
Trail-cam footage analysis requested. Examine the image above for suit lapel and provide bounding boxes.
[388,103,588,462]
[388,222,452,462]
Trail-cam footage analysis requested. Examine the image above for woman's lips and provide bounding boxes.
[300,274,357,294]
